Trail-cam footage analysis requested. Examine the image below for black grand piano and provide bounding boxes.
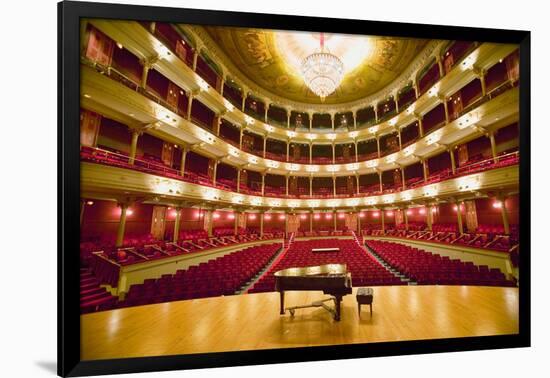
[274,264,352,321]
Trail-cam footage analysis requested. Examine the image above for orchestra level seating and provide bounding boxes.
[118,243,281,307]
[249,238,403,293]
[366,240,516,287]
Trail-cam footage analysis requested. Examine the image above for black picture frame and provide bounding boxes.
[58,1,531,376]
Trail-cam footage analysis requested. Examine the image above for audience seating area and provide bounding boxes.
[363,223,518,254]
[249,239,403,293]
[366,240,516,286]
[119,243,281,306]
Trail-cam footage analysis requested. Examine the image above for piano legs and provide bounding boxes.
[279,292,285,315]
[334,295,342,321]
[280,294,344,321]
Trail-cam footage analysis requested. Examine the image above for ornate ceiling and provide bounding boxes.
[201,26,429,105]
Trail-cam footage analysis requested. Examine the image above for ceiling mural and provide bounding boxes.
[202,26,429,105]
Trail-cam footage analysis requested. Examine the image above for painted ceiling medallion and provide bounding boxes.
[201,26,429,105]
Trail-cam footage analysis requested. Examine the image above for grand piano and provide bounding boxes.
[274,264,352,321]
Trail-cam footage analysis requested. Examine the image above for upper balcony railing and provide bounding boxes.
[81,145,519,202]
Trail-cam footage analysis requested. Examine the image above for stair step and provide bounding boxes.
[81,291,111,303]
[80,282,99,291]
[80,287,105,296]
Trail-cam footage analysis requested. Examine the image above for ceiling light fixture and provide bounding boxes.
[300,33,344,102]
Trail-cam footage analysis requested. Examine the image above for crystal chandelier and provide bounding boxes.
[300,33,344,102]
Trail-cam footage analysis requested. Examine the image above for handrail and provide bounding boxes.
[81,146,518,201]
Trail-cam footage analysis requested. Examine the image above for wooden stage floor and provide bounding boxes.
[81,286,519,361]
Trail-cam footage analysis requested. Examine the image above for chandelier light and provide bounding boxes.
[300,33,344,101]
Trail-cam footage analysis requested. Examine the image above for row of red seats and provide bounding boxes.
[249,239,402,293]
[366,240,515,286]
[119,243,282,306]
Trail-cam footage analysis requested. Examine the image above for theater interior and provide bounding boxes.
[78,19,520,360]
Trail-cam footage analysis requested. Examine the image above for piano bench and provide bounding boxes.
[356,287,374,317]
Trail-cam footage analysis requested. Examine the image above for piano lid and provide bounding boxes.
[274,264,347,277]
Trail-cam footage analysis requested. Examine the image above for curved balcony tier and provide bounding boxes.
[81,158,519,211]
[81,63,519,177]
[87,18,518,142]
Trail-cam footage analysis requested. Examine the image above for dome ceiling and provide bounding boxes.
[202,26,429,105]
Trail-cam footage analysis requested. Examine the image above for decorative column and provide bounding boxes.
[192,49,199,71]
[376,137,381,158]
[356,174,360,195]
[331,113,335,130]
[234,211,240,236]
[378,170,383,192]
[426,205,433,231]
[173,207,182,243]
[261,173,266,196]
[489,132,498,162]
[394,95,400,114]
[353,112,357,129]
[286,110,291,128]
[239,128,244,149]
[219,77,225,96]
[264,103,269,123]
[449,148,456,174]
[418,116,424,137]
[206,210,214,237]
[333,176,336,196]
[286,140,290,162]
[212,160,218,186]
[285,175,289,196]
[333,211,337,231]
[309,113,313,131]
[309,211,313,233]
[180,146,187,176]
[499,196,510,235]
[186,94,193,120]
[263,136,267,158]
[422,159,428,182]
[436,55,444,78]
[284,213,289,238]
[214,116,221,136]
[442,96,450,124]
[401,167,406,190]
[479,69,487,96]
[309,143,313,164]
[309,176,313,196]
[332,143,336,164]
[115,203,129,247]
[374,106,379,123]
[413,79,420,99]
[129,130,141,165]
[397,129,402,149]
[140,62,150,89]
[355,141,359,162]
[381,209,385,234]
[260,212,264,237]
[237,169,241,193]
[241,92,247,112]
[456,201,464,234]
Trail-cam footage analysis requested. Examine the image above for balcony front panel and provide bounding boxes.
[82,162,519,211]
